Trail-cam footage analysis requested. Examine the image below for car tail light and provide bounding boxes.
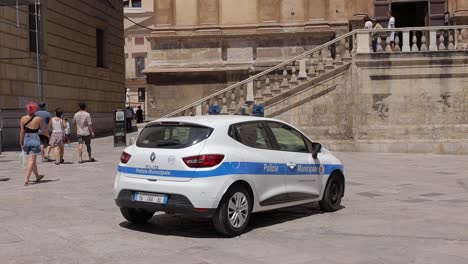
[183,154,224,168]
[120,151,131,164]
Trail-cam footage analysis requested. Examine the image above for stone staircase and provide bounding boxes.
[156,26,468,154]
[162,31,357,118]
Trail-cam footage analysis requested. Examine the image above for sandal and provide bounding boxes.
[35,175,45,182]
[55,161,60,165]
[78,160,84,164]
[24,182,30,186]
[88,158,96,162]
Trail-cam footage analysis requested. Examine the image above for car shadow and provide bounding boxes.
[119,203,336,238]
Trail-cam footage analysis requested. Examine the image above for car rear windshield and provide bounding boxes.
[136,123,213,149]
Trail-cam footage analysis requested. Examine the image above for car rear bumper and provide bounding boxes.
[115,189,216,218]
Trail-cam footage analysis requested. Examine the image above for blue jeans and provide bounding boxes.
[24,133,41,155]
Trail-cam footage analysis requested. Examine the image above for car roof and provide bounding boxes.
[152,115,284,128]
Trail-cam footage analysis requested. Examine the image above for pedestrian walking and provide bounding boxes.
[372,17,383,52]
[35,102,52,162]
[364,15,373,29]
[48,108,65,165]
[388,10,396,50]
[20,102,50,186]
[136,106,143,123]
[125,107,133,131]
[73,102,95,163]
[63,118,71,147]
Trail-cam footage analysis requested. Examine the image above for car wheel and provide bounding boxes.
[120,207,154,224]
[213,185,252,237]
[319,173,344,212]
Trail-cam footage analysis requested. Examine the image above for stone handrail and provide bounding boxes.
[162,30,358,118]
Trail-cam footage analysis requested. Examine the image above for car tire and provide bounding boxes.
[319,173,344,212]
[120,207,154,224]
[213,185,252,237]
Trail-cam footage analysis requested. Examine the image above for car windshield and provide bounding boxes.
[136,123,213,149]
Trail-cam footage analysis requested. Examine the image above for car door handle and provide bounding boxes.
[287,162,296,169]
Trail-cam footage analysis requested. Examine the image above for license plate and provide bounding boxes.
[133,192,168,204]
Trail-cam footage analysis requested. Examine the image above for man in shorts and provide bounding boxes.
[35,102,52,161]
[73,102,95,163]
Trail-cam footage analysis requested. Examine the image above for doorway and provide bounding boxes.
[391,1,429,49]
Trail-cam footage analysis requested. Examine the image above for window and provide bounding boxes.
[124,0,141,8]
[29,4,40,52]
[230,122,273,150]
[96,29,105,67]
[138,87,145,102]
[137,124,213,149]
[267,122,309,153]
[135,57,145,77]
[134,37,144,45]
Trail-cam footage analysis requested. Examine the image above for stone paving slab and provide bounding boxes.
[0,135,468,263]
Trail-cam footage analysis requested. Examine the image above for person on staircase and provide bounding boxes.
[388,10,396,50]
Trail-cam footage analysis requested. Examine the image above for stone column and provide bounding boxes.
[258,0,281,23]
[306,0,327,22]
[453,0,468,24]
[154,0,174,26]
[198,0,219,25]
[347,0,370,30]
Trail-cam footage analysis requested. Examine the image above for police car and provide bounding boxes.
[114,115,345,236]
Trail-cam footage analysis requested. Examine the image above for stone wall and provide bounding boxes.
[0,0,125,150]
[268,52,468,154]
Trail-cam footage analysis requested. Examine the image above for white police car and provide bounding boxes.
[114,115,345,236]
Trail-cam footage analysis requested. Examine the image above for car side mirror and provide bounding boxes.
[312,142,321,159]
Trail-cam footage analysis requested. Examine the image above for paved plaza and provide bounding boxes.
[0,135,468,264]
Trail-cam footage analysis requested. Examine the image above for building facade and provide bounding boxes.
[130,0,468,118]
[124,0,154,118]
[0,0,125,150]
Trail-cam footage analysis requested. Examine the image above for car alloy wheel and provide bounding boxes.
[227,192,249,228]
[213,184,252,236]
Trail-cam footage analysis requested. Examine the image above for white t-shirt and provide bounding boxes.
[365,21,373,29]
[388,16,395,29]
[73,111,92,136]
[388,16,396,41]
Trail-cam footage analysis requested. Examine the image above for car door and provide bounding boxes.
[230,121,287,206]
[266,122,321,200]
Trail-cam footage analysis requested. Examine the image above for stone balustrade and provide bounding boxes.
[356,26,468,54]
[164,26,468,118]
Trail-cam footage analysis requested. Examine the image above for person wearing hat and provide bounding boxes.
[35,102,52,161]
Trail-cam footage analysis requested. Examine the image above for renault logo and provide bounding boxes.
[150,152,156,163]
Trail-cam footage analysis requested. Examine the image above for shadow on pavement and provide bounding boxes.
[0,178,11,182]
[33,179,60,185]
[119,203,327,238]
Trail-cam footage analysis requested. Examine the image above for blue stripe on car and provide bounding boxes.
[118,162,344,178]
